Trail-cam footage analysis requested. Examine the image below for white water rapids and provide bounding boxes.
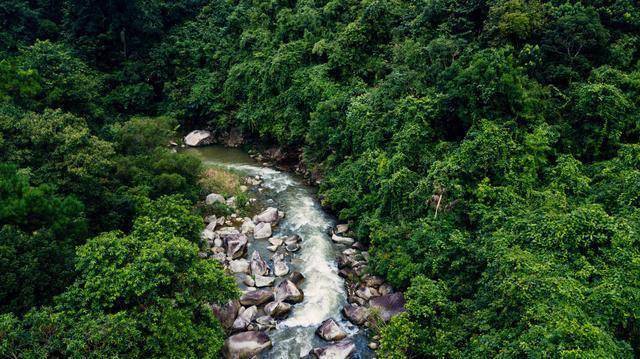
[186,147,371,358]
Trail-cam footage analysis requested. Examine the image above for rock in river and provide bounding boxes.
[240,289,274,306]
[309,340,356,359]
[254,207,280,223]
[275,279,304,303]
[342,304,369,325]
[316,318,348,341]
[250,251,271,276]
[254,274,275,288]
[184,130,212,147]
[264,301,292,318]
[232,305,258,331]
[225,233,248,260]
[273,253,290,277]
[254,222,272,239]
[331,233,355,246]
[223,331,272,359]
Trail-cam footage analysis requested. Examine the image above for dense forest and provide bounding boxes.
[1,0,640,357]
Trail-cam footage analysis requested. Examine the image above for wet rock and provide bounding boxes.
[267,245,279,252]
[285,242,300,252]
[342,304,369,325]
[275,279,304,303]
[232,305,257,331]
[284,235,301,245]
[229,259,250,274]
[335,224,349,234]
[225,233,248,260]
[239,289,274,306]
[206,193,225,205]
[315,318,347,341]
[273,254,290,277]
[309,340,356,359]
[223,331,272,359]
[250,251,271,276]
[254,275,275,288]
[268,237,284,247]
[331,233,355,246]
[264,301,292,318]
[254,222,272,239]
[184,130,212,147]
[255,315,276,330]
[254,207,279,223]
[211,300,240,329]
[369,292,406,322]
[289,271,305,286]
[243,275,255,287]
[240,218,255,234]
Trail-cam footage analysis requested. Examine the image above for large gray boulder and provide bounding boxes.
[273,253,290,277]
[254,222,272,239]
[254,207,279,223]
[264,301,292,318]
[310,340,356,359]
[232,305,258,331]
[223,331,272,359]
[254,275,275,288]
[240,218,255,234]
[331,233,355,246]
[275,279,304,303]
[342,304,369,325]
[316,319,347,341]
[250,251,270,276]
[225,233,248,260]
[184,130,212,147]
[211,300,240,329]
[239,289,274,306]
[229,259,250,274]
[369,292,406,322]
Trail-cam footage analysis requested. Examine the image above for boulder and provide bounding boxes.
[355,286,377,300]
[239,289,274,306]
[264,301,292,318]
[202,228,216,241]
[364,276,384,288]
[309,340,356,359]
[331,233,355,246]
[232,305,257,331]
[286,242,301,252]
[211,300,240,329]
[240,218,255,234]
[250,251,270,276]
[184,130,212,147]
[378,283,393,296]
[223,331,272,359]
[335,224,349,234]
[342,304,369,325]
[369,292,406,322]
[315,318,348,341]
[275,279,304,303]
[273,254,290,277]
[254,275,275,288]
[204,215,217,223]
[229,259,250,274]
[254,222,272,239]
[243,275,255,287]
[205,221,217,232]
[225,233,248,260]
[254,207,279,223]
[206,193,226,205]
[289,271,305,286]
[255,315,276,330]
[268,237,284,247]
[267,245,279,252]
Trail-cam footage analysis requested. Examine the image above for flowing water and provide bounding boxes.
[185,146,373,358]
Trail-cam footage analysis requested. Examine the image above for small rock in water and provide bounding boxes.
[254,222,272,239]
[285,242,301,252]
[264,301,292,318]
[315,318,347,341]
[309,340,356,359]
[273,253,290,277]
[266,245,279,252]
[254,275,275,288]
[250,251,271,276]
[331,233,355,245]
[289,271,305,286]
[205,193,225,205]
[268,237,284,246]
[275,279,304,303]
[254,207,279,223]
[255,315,276,330]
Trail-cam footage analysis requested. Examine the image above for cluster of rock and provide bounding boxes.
[331,224,406,352]
[199,184,309,358]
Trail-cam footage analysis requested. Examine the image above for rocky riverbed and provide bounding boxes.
[185,142,405,359]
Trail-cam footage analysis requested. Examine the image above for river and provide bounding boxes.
[185,146,373,358]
